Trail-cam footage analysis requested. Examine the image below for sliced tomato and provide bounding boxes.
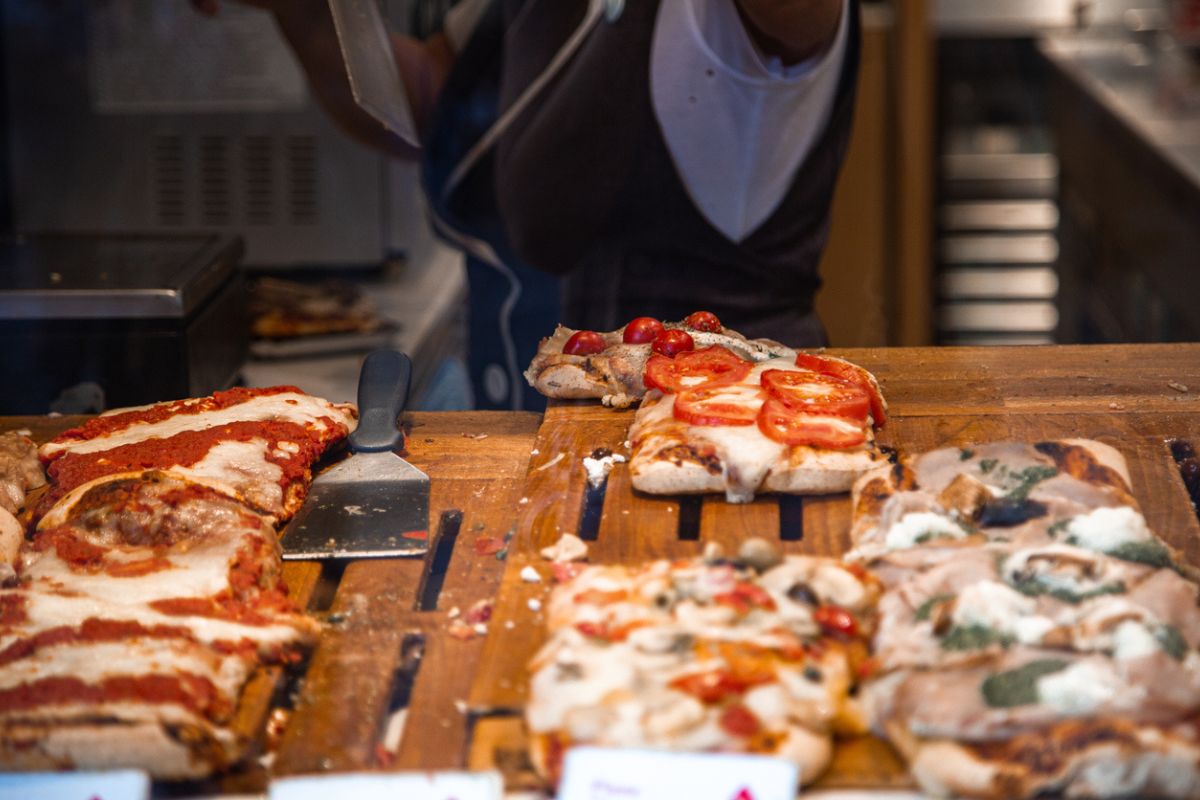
[669,669,768,703]
[643,345,754,394]
[718,704,762,737]
[756,397,867,448]
[714,582,778,614]
[674,384,763,427]
[793,353,887,427]
[760,369,870,421]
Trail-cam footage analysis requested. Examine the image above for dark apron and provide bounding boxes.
[423,0,861,409]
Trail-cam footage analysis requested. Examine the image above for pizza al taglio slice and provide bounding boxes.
[524,311,795,408]
[849,440,1200,798]
[37,386,357,525]
[629,348,888,502]
[525,542,881,788]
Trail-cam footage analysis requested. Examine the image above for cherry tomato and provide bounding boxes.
[718,704,762,737]
[684,310,723,333]
[562,330,606,356]
[794,353,887,427]
[651,329,695,357]
[756,397,867,448]
[673,384,763,427]
[622,316,665,344]
[813,604,860,638]
[760,369,870,421]
[643,345,753,394]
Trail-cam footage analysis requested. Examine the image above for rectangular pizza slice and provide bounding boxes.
[525,543,880,789]
[629,351,888,502]
[37,386,357,525]
[849,440,1200,799]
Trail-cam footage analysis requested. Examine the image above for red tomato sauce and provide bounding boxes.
[0,673,229,719]
[45,386,311,452]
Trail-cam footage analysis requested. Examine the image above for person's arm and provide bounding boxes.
[734,0,845,64]
[192,0,455,157]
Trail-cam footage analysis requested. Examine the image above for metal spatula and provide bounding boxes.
[283,350,430,560]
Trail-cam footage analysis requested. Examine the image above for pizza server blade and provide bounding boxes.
[282,350,430,560]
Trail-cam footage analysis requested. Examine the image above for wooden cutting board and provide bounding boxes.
[465,344,1200,793]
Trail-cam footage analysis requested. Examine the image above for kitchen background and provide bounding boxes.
[0,0,1197,413]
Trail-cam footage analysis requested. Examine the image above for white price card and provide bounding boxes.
[557,747,799,800]
[269,770,504,800]
[0,770,149,800]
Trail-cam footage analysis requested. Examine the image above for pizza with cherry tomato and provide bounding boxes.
[525,548,881,786]
[629,348,888,503]
[523,312,794,408]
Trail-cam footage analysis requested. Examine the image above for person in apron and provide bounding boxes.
[425,0,859,410]
[194,0,858,411]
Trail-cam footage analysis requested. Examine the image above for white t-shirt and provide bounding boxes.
[442,0,849,243]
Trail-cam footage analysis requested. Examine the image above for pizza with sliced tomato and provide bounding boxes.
[629,348,888,503]
[525,547,881,787]
[523,311,795,409]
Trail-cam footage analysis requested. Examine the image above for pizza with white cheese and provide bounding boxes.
[629,349,888,503]
[525,546,880,787]
[848,441,1200,799]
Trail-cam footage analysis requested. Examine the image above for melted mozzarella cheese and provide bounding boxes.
[1065,507,1152,553]
[884,512,968,551]
[41,392,354,458]
[1112,620,1160,661]
[1036,660,1130,715]
[952,581,1054,644]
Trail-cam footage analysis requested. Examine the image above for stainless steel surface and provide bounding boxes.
[941,267,1060,299]
[940,235,1060,265]
[941,201,1060,231]
[939,301,1060,332]
[0,235,241,319]
[941,153,1061,183]
[1039,33,1200,195]
[283,449,431,559]
[935,0,1167,35]
[3,1,418,267]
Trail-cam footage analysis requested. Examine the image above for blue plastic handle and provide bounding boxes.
[347,350,411,453]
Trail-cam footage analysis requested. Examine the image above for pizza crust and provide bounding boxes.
[895,718,1200,800]
[0,720,238,779]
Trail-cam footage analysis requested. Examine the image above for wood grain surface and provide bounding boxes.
[4,343,1200,793]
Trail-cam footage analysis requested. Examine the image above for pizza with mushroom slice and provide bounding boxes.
[526,547,881,787]
[850,440,1200,799]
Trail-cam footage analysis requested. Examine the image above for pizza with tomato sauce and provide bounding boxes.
[525,546,880,787]
[629,347,888,503]
[524,311,795,409]
[0,387,354,778]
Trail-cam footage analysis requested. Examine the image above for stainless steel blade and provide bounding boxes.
[327,0,419,145]
[282,450,430,560]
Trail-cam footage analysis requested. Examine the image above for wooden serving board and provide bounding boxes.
[465,344,1200,793]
